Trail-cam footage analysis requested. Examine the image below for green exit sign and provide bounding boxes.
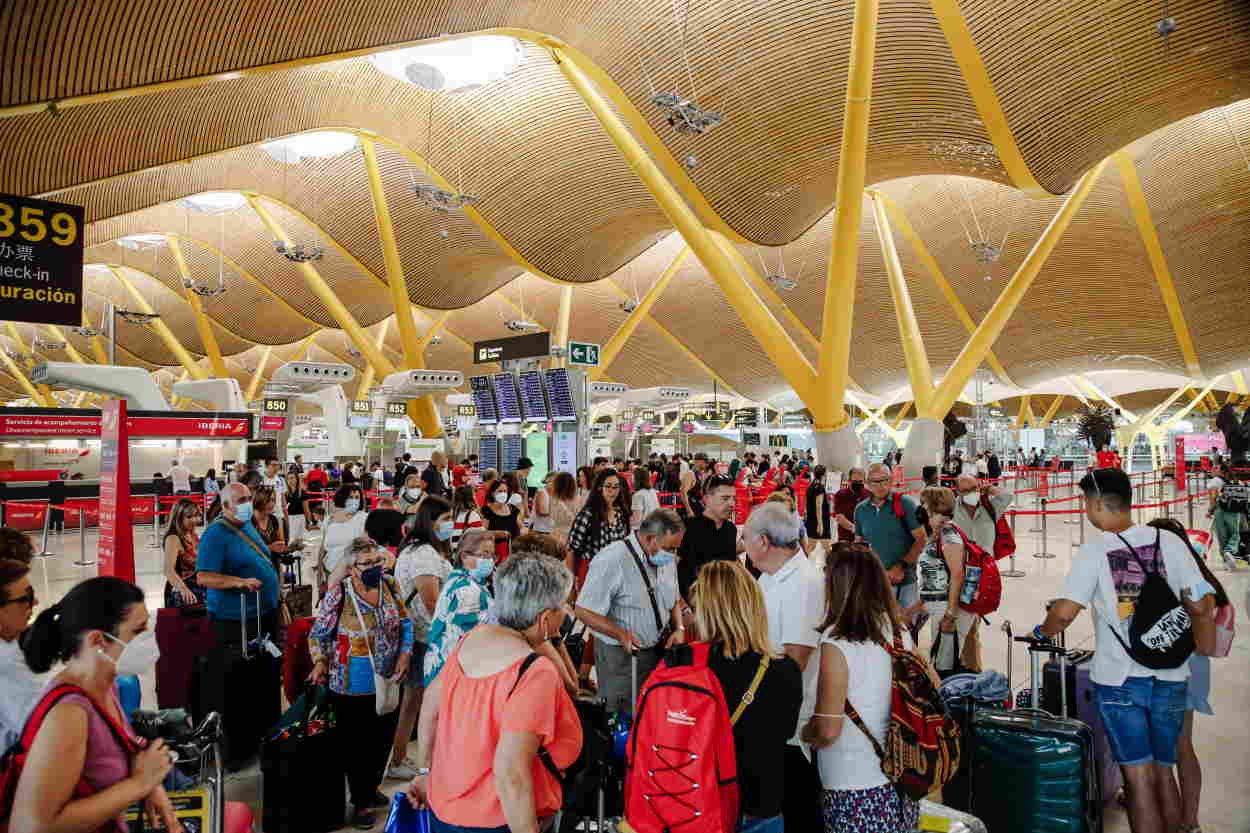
[567,341,600,367]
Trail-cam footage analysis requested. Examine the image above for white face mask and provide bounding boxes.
[962,492,980,507]
[101,630,161,676]
[494,492,509,504]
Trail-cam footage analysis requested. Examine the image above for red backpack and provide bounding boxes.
[943,524,1002,616]
[623,643,739,833]
[1,684,140,826]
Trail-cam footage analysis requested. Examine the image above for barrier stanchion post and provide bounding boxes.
[150,495,160,549]
[74,508,96,569]
[1074,510,1085,549]
[1034,499,1055,559]
[1188,491,1195,530]
[1001,511,1026,578]
[1029,491,1044,533]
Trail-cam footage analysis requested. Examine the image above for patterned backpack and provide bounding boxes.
[844,628,962,801]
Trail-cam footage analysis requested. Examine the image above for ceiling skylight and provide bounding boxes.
[178,191,248,214]
[367,36,523,92]
[260,130,360,164]
[115,234,167,250]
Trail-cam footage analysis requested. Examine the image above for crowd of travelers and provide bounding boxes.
[0,447,1243,833]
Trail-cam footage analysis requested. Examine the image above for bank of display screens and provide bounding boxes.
[492,373,523,424]
[501,435,524,473]
[478,436,500,472]
[742,432,761,446]
[769,435,789,448]
[469,376,499,425]
[517,370,550,422]
[542,368,577,421]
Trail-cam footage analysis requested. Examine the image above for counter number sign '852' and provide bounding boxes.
[0,193,85,327]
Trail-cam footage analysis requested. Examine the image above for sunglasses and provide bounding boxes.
[1,589,36,607]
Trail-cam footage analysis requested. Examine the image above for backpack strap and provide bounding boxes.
[843,700,887,763]
[507,653,565,784]
[891,492,915,545]
[729,654,770,726]
[623,537,667,640]
[979,494,997,522]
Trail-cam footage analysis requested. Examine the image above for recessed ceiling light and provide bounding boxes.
[116,234,167,250]
[260,131,359,164]
[368,36,523,92]
[178,191,248,214]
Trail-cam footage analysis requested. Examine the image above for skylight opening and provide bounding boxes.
[260,131,360,164]
[367,36,523,92]
[179,191,248,214]
[115,234,167,250]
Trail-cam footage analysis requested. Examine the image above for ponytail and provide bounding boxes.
[21,577,145,673]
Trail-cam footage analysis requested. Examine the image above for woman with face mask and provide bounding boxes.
[915,487,977,675]
[421,529,497,690]
[398,473,425,516]
[14,576,182,833]
[480,478,521,563]
[388,497,455,780]
[309,538,413,829]
[315,484,368,592]
[407,553,582,833]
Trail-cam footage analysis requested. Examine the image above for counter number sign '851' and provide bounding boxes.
[0,194,84,327]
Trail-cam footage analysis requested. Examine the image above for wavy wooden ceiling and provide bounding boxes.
[1,1,1249,407]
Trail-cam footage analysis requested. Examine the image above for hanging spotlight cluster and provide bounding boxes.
[117,310,161,325]
[183,275,228,297]
[72,326,101,337]
[33,338,67,351]
[970,241,1002,264]
[411,183,480,214]
[651,92,723,135]
[429,334,443,346]
[273,240,324,263]
[766,274,797,291]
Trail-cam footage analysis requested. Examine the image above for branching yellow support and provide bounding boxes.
[356,319,392,400]
[168,237,228,377]
[555,286,573,369]
[891,402,913,429]
[592,247,690,381]
[362,139,422,369]
[44,325,88,365]
[245,346,272,402]
[1038,395,1065,427]
[0,344,52,406]
[108,266,209,380]
[1014,395,1032,428]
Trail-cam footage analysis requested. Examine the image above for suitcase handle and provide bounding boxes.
[1012,636,1066,655]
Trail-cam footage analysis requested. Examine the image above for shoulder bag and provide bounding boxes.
[623,537,674,651]
[347,582,402,715]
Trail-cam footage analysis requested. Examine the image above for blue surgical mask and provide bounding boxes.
[360,566,383,587]
[344,498,361,513]
[649,549,675,567]
[434,520,455,541]
[469,557,495,582]
[233,501,253,523]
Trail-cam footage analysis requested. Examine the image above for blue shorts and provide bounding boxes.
[1094,676,1188,766]
[1186,654,1212,715]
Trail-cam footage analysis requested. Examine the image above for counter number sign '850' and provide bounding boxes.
[0,193,85,327]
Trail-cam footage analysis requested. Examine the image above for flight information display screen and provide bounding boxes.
[478,436,499,472]
[543,368,577,421]
[517,370,550,422]
[492,373,523,424]
[501,435,524,473]
[469,376,499,425]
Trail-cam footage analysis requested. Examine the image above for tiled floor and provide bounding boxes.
[25,484,1250,832]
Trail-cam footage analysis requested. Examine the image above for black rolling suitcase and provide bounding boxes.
[969,638,1102,833]
[262,685,346,833]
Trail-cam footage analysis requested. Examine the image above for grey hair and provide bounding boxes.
[744,502,799,549]
[848,466,864,478]
[866,462,890,478]
[455,528,492,565]
[220,482,249,508]
[347,536,380,562]
[638,509,684,538]
[492,552,573,630]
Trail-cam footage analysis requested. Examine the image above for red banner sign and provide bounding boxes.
[1175,436,1186,493]
[0,469,67,482]
[97,401,134,582]
[0,409,252,438]
[260,416,287,431]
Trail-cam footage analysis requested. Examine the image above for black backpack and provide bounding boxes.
[1108,529,1194,670]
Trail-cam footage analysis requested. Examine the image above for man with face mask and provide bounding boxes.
[194,482,281,769]
[575,509,686,714]
[949,474,1012,670]
[831,466,868,543]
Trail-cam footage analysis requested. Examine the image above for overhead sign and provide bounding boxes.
[567,341,601,367]
[262,398,289,413]
[97,400,134,582]
[0,408,254,439]
[386,402,408,416]
[0,193,84,326]
[351,400,372,414]
[781,412,811,427]
[769,434,789,448]
[734,408,759,427]
[474,331,551,364]
[742,432,762,446]
[260,416,287,431]
[457,404,477,417]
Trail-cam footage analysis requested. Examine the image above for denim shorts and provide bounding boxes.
[1093,676,1188,766]
[1186,654,1212,715]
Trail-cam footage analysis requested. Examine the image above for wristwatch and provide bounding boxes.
[415,767,431,777]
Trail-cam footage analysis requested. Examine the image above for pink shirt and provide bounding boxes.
[51,686,139,833]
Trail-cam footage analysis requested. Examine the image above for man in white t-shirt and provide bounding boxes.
[168,459,192,495]
[745,501,826,832]
[261,458,287,522]
[1034,467,1214,833]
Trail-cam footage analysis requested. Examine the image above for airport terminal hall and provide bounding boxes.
[2,3,1250,833]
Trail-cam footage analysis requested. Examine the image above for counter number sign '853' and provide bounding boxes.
[0,193,85,327]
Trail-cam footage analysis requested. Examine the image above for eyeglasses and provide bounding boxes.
[1,589,36,607]
[601,483,621,490]
[866,477,890,485]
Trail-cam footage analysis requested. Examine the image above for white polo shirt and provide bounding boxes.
[758,550,826,749]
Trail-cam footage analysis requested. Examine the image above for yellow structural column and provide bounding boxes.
[361,138,422,368]
[4,323,55,403]
[928,160,1108,417]
[555,285,573,368]
[246,195,396,377]
[0,346,52,406]
[1013,395,1033,428]
[547,46,820,412]
[168,237,228,378]
[245,345,273,403]
[44,325,89,365]
[816,0,881,430]
[108,266,209,380]
[869,192,935,416]
[1160,375,1227,429]
[891,402,913,429]
[355,319,392,400]
[1038,395,1065,427]
[592,247,690,381]
[1073,375,1137,422]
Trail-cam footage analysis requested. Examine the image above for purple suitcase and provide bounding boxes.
[1042,649,1122,805]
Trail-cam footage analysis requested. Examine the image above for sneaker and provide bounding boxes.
[387,758,418,780]
[350,809,376,830]
[1224,553,1239,571]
